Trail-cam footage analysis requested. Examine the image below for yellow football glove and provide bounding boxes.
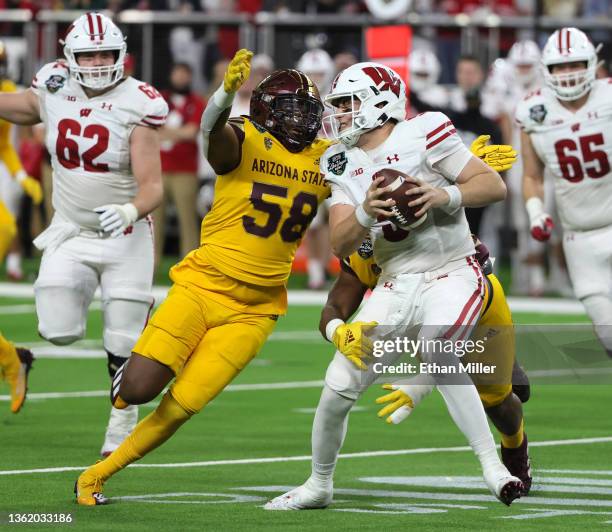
[331,321,377,371]
[224,49,254,93]
[470,134,518,173]
[376,384,415,424]
[16,174,43,205]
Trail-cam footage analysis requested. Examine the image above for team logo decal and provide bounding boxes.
[45,74,66,93]
[327,152,348,176]
[529,104,547,124]
[357,238,373,259]
[264,137,273,151]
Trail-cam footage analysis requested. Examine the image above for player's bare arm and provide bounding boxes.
[520,128,554,241]
[329,176,395,257]
[201,49,253,175]
[406,156,506,218]
[0,88,40,125]
[319,266,368,339]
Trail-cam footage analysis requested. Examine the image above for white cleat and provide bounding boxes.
[100,404,138,457]
[264,479,333,510]
[483,463,524,506]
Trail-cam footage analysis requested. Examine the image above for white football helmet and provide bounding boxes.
[62,12,127,90]
[323,62,406,147]
[297,49,334,95]
[508,40,541,88]
[541,27,597,101]
[408,49,440,93]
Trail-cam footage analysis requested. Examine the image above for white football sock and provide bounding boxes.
[310,386,355,486]
[307,259,325,288]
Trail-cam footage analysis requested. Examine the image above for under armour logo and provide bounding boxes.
[383,281,394,289]
[80,108,92,117]
[123,226,133,236]
[101,102,113,111]
[571,123,580,132]
[386,154,399,164]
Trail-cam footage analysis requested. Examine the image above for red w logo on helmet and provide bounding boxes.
[362,66,401,97]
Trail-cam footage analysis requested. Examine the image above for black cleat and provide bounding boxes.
[502,433,532,495]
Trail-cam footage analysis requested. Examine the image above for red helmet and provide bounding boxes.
[250,69,323,153]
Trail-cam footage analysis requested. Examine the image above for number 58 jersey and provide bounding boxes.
[515,79,612,232]
[195,118,331,288]
[31,61,168,230]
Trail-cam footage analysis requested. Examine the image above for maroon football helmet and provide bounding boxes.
[250,69,323,153]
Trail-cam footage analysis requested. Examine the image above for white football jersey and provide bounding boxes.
[324,113,475,275]
[31,61,168,230]
[515,79,612,232]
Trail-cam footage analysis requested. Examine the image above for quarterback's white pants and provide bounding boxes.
[563,224,612,350]
[34,219,154,357]
[325,256,485,399]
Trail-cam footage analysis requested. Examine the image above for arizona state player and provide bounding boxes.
[76,50,331,504]
[321,236,532,493]
[0,41,39,414]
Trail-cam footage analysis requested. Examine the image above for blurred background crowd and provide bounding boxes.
[0,1,610,295]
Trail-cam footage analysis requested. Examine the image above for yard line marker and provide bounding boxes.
[0,435,610,476]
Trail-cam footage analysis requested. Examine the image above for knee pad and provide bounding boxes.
[102,290,153,359]
[35,283,91,345]
[582,294,612,351]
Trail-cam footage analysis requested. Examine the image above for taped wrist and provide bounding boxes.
[441,185,462,214]
[325,319,344,343]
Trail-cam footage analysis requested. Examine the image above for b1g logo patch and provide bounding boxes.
[529,104,547,124]
[357,238,373,259]
[45,75,66,93]
[327,152,347,176]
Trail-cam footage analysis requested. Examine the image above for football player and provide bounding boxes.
[0,13,167,453]
[408,48,448,108]
[266,61,523,510]
[75,50,331,505]
[519,28,612,356]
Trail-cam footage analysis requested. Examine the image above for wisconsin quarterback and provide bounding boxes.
[75,50,331,504]
[519,28,612,356]
[0,13,167,451]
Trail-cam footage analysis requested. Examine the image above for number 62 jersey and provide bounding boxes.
[31,61,168,231]
[515,79,612,232]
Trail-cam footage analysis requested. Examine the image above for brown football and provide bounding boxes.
[372,168,427,229]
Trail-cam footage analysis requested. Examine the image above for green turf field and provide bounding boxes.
[1,294,612,531]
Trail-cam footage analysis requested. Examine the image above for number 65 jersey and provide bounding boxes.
[515,79,612,232]
[31,61,168,231]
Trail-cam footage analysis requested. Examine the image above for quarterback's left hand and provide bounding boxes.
[404,176,451,218]
[376,384,415,424]
[94,203,138,238]
[470,135,518,172]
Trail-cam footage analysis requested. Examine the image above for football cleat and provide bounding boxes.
[264,479,332,510]
[501,433,532,495]
[483,463,524,506]
[7,348,34,414]
[100,404,138,457]
[75,469,108,506]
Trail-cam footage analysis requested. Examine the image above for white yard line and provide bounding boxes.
[0,282,587,314]
[0,435,610,476]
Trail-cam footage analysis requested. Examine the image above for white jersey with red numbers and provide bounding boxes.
[31,61,168,231]
[324,112,476,275]
[515,79,612,232]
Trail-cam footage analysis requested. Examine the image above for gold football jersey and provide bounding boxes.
[0,79,23,176]
[195,117,331,286]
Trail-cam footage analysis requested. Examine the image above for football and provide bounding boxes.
[372,168,428,229]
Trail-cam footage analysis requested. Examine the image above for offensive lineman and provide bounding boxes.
[266,62,523,510]
[519,28,612,355]
[75,51,332,505]
[0,13,167,452]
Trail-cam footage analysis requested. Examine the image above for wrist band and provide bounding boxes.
[325,318,344,342]
[355,204,376,228]
[525,197,544,223]
[442,185,462,214]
